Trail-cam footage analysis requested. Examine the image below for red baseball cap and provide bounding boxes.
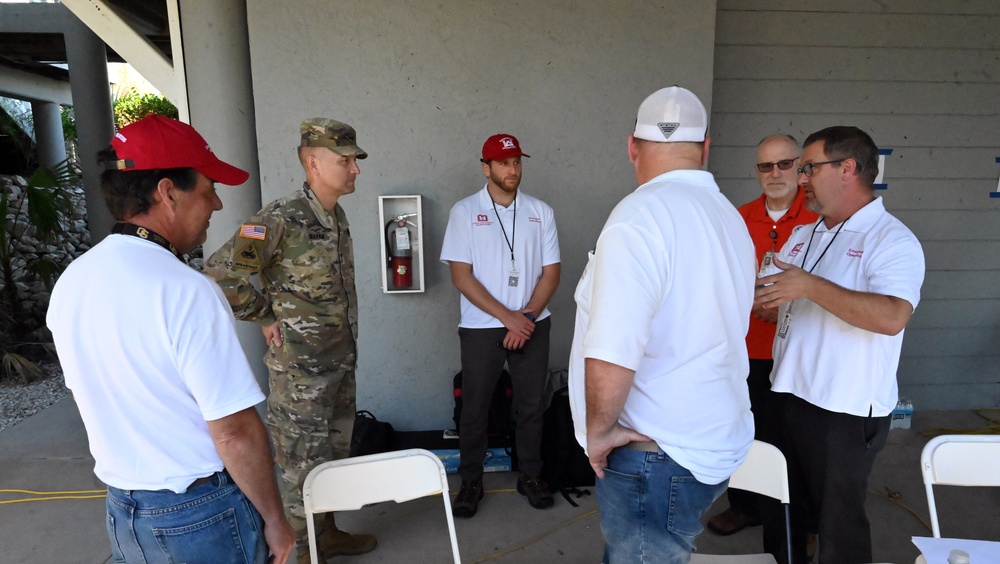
[109,114,250,186]
[481,133,530,162]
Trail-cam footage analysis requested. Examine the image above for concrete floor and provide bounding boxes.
[1,398,997,563]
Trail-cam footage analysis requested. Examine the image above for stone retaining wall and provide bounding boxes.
[0,173,90,339]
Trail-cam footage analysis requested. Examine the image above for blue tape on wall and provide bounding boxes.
[992,157,1000,198]
[874,148,893,190]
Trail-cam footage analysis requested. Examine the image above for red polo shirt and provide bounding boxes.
[738,188,819,359]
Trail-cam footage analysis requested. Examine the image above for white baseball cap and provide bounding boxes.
[633,86,708,143]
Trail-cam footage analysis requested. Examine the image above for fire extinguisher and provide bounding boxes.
[385,214,416,288]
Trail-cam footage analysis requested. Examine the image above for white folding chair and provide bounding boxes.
[691,440,792,564]
[303,448,461,563]
[920,434,1000,538]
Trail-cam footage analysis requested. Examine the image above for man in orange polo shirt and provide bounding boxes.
[707,134,818,540]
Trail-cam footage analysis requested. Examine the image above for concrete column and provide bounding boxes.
[30,101,67,169]
[179,0,267,389]
[63,14,115,243]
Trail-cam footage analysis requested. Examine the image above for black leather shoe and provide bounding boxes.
[517,473,554,509]
[706,507,762,536]
[453,479,484,518]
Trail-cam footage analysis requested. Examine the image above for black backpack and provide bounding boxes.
[540,387,595,506]
[350,410,396,457]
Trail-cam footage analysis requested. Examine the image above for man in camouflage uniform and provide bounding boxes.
[206,118,376,563]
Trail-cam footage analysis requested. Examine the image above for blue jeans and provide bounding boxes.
[105,470,267,564]
[598,446,728,564]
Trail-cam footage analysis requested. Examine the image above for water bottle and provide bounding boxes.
[890,397,913,429]
[948,548,970,564]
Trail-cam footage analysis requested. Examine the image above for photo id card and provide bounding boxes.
[777,304,793,339]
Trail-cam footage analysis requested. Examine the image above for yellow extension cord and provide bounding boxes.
[4,411,996,556]
[0,488,106,505]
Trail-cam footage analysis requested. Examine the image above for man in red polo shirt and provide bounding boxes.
[707,134,817,542]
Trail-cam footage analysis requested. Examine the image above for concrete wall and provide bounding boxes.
[710,1,1000,409]
[244,0,718,429]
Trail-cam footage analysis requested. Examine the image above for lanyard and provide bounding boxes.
[799,216,848,274]
[491,198,516,270]
[112,222,182,261]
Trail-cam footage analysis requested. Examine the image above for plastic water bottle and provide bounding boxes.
[948,548,970,564]
[890,398,913,429]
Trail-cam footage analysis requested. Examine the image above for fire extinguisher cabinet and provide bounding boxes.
[378,195,425,293]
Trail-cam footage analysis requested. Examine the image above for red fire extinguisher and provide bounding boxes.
[385,214,415,288]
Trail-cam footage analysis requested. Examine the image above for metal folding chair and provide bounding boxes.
[691,440,792,564]
[303,448,461,563]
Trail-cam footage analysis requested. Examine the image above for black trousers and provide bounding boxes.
[762,393,890,564]
[727,359,784,519]
[457,318,550,482]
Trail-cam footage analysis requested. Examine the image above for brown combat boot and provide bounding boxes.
[297,544,323,564]
[318,513,377,556]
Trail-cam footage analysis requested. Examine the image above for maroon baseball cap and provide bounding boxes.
[109,114,250,186]
[481,133,531,162]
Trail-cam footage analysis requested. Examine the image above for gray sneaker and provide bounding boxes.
[452,479,484,518]
[517,473,554,509]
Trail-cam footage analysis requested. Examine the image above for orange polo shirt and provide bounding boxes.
[738,188,819,359]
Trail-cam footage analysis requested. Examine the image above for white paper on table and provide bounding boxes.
[912,536,1000,562]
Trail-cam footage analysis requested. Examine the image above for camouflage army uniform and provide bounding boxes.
[205,182,358,541]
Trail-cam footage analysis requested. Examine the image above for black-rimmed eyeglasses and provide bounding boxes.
[756,159,796,173]
[797,160,843,177]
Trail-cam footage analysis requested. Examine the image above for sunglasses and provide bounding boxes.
[797,159,844,177]
[756,159,796,173]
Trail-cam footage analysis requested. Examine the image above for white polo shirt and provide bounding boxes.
[440,185,560,328]
[569,170,757,485]
[770,197,925,417]
[47,235,265,492]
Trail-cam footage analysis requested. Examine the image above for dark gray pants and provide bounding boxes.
[763,392,890,564]
[457,317,550,482]
[728,359,782,519]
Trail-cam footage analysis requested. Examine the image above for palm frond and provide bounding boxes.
[1,351,45,384]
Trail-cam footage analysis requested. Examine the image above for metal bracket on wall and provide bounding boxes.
[874,148,893,190]
[992,157,1000,198]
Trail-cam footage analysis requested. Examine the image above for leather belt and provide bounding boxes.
[187,474,215,490]
[622,440,659,453]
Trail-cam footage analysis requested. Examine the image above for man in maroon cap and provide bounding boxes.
[47,114,294,564]
[440,133,561,517]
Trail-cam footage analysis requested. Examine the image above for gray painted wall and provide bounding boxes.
[710,1,1000,410]
[244,0,717,429]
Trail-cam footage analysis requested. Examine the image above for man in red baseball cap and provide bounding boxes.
[47,114,294,564]
[441,133,561,517]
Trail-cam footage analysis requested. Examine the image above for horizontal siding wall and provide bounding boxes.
[711,1,1000,410]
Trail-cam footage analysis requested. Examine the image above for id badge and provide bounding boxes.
[777,303,792,339]
[507,265,520,287]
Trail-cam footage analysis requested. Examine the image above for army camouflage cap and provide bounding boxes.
[300,118,368,159]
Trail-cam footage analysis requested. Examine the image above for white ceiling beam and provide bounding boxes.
[0,3,73,33]
[0,64,73,105]
[60,0,188,119]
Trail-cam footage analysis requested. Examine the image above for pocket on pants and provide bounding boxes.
[153,507,249,564]
[667,475,716,538]
[105,513,127,563]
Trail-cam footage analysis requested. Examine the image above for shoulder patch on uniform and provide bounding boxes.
[232,240,263,271]
[239,223,267,240]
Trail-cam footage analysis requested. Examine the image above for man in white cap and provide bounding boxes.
[568,87,756,562]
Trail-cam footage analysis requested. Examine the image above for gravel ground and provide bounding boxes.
[0,361,68,433]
